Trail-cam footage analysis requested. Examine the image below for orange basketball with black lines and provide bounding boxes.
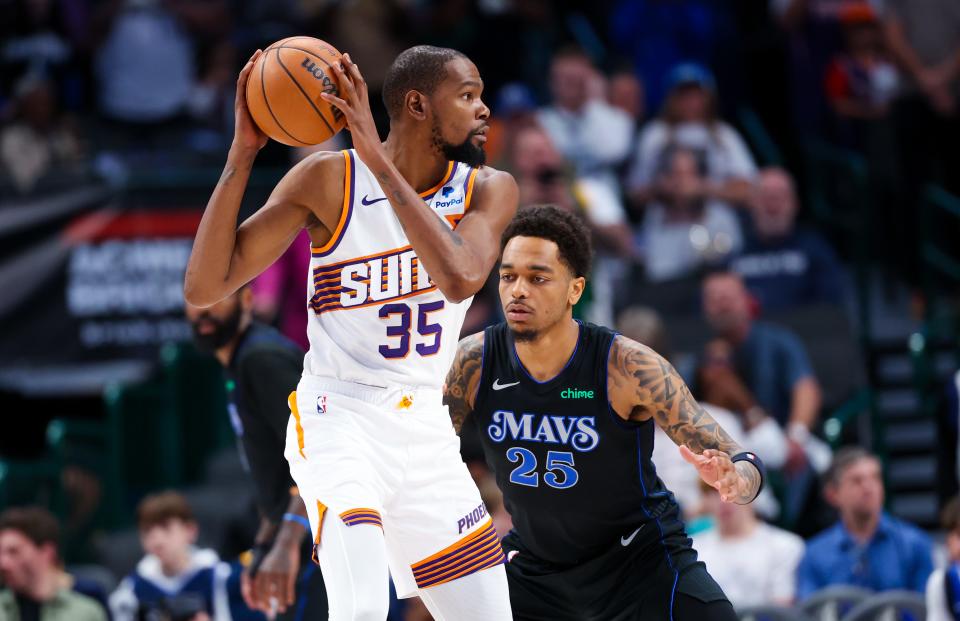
[245,37,347,146]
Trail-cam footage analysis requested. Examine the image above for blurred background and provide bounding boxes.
[1,0,959,619]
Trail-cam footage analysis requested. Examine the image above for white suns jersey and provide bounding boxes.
[303,149,480,388]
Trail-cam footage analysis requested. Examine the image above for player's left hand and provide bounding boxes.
[679,445,750,503]
[251,541,300,615]
[321,53,383,165]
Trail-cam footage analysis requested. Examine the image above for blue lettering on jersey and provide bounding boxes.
[487,410,599,452]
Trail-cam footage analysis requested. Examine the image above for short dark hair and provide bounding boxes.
[137,491,195,531]
[551,44,593,66]
[501,205,593,278]
[0,506,60,549]
[382,45,468,119]
[942,496,960,532]
[825,446,878,487]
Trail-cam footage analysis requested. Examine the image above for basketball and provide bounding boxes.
[245,37,348,146]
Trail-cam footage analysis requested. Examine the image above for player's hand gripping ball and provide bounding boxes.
[245,37,348,146]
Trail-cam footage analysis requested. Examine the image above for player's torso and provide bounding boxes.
[473,322,683,565]
[303,150,479,388]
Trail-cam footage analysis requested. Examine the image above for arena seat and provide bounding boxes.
[800,585,873,621]
[839,590,925,621]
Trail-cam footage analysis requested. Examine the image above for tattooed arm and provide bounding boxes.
[442,333,485,434]
[607,335,762,505]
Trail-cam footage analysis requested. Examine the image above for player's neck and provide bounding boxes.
[382,133,451,194]
[514,317,580,382]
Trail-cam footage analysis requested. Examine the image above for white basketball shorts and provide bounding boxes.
[284,375,504,598]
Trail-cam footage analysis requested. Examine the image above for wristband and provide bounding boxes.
[731,451,765,503]
[283,513,311,531]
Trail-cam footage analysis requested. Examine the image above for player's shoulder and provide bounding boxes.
[608,334,662,370]
[456,330,486,359]
[276,149,346,196]
[289,149,346,182]
[274,149,346,217]
[473,165,517,195]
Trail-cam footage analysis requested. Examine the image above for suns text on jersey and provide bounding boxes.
[310,245,435,314]
[487,410,599,452]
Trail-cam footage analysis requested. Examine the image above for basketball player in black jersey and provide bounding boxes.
[443,205,765,620]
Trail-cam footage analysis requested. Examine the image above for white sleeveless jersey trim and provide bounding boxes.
[303,149,479,388]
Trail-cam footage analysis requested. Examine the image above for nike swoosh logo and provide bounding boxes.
[620,525,645,547]
[492,379,520,391]
[361,195,388,206]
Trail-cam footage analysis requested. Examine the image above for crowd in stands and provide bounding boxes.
[3,0,960,619]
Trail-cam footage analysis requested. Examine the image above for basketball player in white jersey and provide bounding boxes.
[184,46,517,619]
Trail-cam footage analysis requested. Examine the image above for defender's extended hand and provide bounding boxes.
[320,53,383,164]
[679,445,751,504]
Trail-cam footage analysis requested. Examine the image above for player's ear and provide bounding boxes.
[568,276,586,306]
[406,90,428,121]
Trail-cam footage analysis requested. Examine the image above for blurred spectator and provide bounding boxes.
[608,0,724,112]
[694,482,804,608]
[883,0,960,196]
[486,82,538,172]
[109,492,253,621]
[639,146,743,282]
[0,74,86,194]
[626,63,757,210]
[608,69,646,125]
[0,506,106,621]
[926,496,960,621]
[797,447,933,598]
[536,47,634,212]
[93,0,234,143]
[506,123,633,326]
[700,271,829,524]
[617,306,786,519]
[883,0,960,119]
[824,5,899,121]
[185,286,327,618]
[772,0,882,132]
[730,167,846,312]
[508,123,627,234]
[701,271,821,439]
[0,0,91,109]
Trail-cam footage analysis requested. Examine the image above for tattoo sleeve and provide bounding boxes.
[610,336,762,504]
[442,333,484,434]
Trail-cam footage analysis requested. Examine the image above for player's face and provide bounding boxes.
[184,290,248,353]
[499,236,584,342]
[140,519,197,570]
[430,57,490,167]
[0,530,44,594]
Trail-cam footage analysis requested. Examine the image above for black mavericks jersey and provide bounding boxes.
[474,321,686,567]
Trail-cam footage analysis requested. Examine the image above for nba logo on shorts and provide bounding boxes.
[317,395,327,414]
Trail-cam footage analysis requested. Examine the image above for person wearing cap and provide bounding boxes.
[626,62,757,211]
[824,3,899,121]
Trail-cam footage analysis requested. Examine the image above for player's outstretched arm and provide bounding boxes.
[321,55,519,303]
[184,52,342,308]
[607,336,763,504]
[442,333,485,433]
